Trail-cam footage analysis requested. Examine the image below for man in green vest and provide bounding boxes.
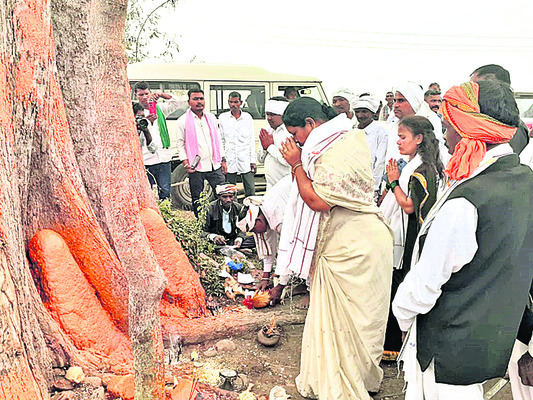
[393,79,533,399]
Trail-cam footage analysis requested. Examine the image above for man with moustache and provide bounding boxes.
[385,82,445,163]
[424,89,442,115]
[331,87,358,127]
[177,89,227,217]
[470,63,530,154]
[353,94,389,193]
[218,91,257,198]
[134,81,183,199]
[393,80,533,399]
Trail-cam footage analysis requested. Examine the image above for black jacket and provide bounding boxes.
[203,200,245,243]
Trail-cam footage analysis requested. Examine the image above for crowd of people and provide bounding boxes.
[133,64,533,400]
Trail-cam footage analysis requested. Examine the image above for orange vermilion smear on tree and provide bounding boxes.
[140,208,208,319]
[0,361,42,400]
[28,229,133,373]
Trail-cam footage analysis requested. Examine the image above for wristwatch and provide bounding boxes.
[389,180,400,190]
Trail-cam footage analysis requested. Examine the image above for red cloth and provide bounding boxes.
[442,81,517,180]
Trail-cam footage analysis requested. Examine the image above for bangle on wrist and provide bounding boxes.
[389,180,400,190]
[291,162,303,174]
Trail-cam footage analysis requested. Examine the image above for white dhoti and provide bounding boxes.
[400,322,484,400]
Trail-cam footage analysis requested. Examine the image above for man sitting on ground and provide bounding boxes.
[204,184,253,248]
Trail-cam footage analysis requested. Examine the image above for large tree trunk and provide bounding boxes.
[0,0,207,397]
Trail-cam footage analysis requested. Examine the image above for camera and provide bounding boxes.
[136,115,149,130]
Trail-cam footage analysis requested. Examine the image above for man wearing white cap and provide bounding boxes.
[258,96,291,189]
[353,94,389,194]
[332,87,358,127]
[204,184,251,248]
[385,82,446,163]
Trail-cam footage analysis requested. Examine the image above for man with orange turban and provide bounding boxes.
[392,79,533,399]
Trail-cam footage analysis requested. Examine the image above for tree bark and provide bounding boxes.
[1,0,207,397]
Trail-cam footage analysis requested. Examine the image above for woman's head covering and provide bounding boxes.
[442,81,517,180]
[394,82,424,113]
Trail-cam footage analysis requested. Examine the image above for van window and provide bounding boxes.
[209,85,266,119]
[130,80,200,120]
[276,85,324,103]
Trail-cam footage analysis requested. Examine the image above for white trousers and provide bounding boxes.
[405,359,484,400]
[509,340,533,400]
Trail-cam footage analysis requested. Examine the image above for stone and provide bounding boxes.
[215,339,236,352]
[269,386,290,400]
[203,348,218,357]
[53,377,74,391]
[82,376,102,387]
[65,366,85,383]
[106,374,134,400]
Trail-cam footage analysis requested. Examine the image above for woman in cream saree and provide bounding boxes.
[277,98,393,399]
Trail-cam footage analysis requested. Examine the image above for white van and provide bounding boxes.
[515,92,533,131]
[128,62,330,208]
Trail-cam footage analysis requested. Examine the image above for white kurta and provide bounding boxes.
[218,110,256,174]
[520,140,533,167]
[257,124,291,189]
[363,120,389,191]
[260,175,291,273]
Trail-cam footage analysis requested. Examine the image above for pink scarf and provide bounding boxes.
[184,109,222,169]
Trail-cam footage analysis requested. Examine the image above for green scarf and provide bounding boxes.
[156,105,170,149]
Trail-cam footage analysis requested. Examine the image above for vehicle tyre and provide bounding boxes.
[170,164,214,210]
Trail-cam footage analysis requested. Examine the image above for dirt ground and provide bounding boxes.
[175,293,514,400]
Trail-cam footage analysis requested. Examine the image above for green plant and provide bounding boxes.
[159,194,225,296]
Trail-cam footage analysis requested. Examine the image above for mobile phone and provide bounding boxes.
[191,155,201,169]
[149,101,157,115]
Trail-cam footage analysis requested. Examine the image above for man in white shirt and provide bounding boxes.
[332,87,358,127]
[379,91,394,122]
[258,97,291,190]
[134,81,183,199]
[385,82,446,163]
[177,89,227,216]
[424,89,442,114]
[218,91,256,198]
[352,94,389,195]
[392,80,533,399]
